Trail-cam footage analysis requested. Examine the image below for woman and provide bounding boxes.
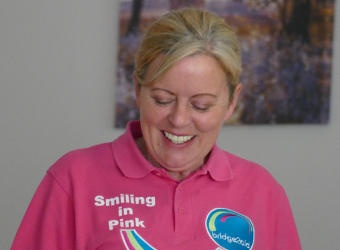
[12,8,301,250]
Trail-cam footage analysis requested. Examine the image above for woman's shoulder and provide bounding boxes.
[47,142,114,180]
[220,149,283,189]
[56,142,112,164]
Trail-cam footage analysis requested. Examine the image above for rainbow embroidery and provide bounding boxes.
[120,229,156,250]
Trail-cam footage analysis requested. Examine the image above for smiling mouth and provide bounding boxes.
[163,131,195,144]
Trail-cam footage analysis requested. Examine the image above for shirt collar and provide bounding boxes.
[202,144,234,182]
[112,120,234,181]
[112,121,156,179]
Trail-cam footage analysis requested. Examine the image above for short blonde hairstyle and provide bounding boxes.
[134,8,242,95]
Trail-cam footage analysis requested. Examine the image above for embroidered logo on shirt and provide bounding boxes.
[120,229,156,250]
[206,208,255,250]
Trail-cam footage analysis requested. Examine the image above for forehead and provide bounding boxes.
[145,53,226,80]
[152,54,226,82]
[145,54,229,97]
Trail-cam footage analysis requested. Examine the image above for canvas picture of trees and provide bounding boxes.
[115,0,335,128]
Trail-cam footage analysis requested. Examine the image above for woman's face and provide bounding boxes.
[135,54,241,180]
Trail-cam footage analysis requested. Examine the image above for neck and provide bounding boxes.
[135,137,194,181]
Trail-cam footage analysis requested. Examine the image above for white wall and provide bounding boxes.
[0,1,339,249]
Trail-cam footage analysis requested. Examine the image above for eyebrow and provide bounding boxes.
[151,87,218,99]
[150,87,174,95]
[191,93,218,99]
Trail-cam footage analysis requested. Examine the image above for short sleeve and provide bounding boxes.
[11,173,75,250]
[272,189,301,250]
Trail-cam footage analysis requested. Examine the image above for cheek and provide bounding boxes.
[139,102,167,125]
[194,110,227,133]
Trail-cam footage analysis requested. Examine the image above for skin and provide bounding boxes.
[135,54,242,181]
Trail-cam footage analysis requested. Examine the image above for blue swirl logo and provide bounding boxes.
[206,208,254,250]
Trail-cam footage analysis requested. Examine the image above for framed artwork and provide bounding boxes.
[115,0,335,128]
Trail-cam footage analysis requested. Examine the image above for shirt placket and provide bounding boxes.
[173,183,192,234]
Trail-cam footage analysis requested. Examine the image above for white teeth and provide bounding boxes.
[164,131,194,144]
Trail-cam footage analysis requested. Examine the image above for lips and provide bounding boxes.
[163,131,194,144]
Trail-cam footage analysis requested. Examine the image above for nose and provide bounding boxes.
[168,102,191,127]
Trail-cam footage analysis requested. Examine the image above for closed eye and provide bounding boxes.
[190,94,217,112]
[154,98,174,106]
[150,88,175,106]
[193,105,210,112]
[191,102,213,112]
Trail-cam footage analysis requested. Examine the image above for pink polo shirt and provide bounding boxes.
[12,121,301,250]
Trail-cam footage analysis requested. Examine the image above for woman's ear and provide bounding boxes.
[224,83,242,121]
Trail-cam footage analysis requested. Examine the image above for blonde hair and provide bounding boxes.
[134,8,242,95]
